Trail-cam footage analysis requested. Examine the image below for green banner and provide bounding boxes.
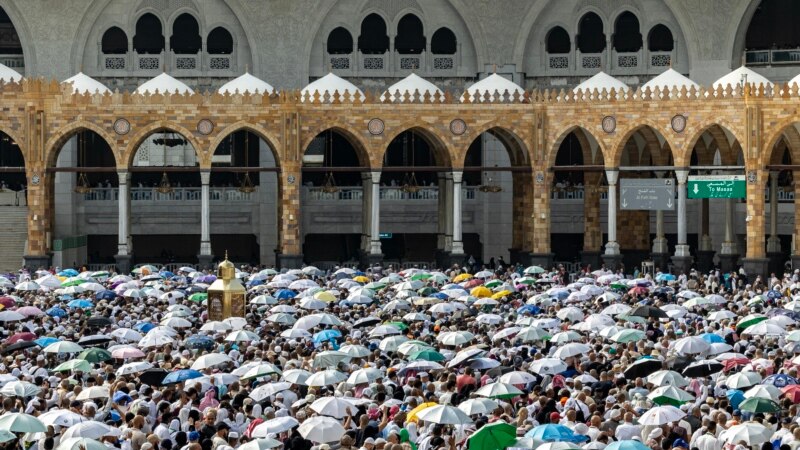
[687,175,746,199]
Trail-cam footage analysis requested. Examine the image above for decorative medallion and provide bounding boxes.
[197,119,214,135]
[113,118,130,135]
[671,114,687,133]
[450,119,467,135]
[747,170,757,184]
[601,116,616,134]
[535,171,545,185]
[367,118,385,136]
[30,173,40,185]
[287,174,296,184]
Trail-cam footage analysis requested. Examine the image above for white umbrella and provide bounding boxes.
[37,409,85,427]
[251,417,300,438]
[249,382,292,402]
[310,397,356,419]
[369,325,402,337]
[674,336,711,355]
[0,381,40,398]
[75,386,109,401]
[14,281,40,291]
[744,384,781,400]
[138,333,174,348]
[0,311,24,322]
[456,398,498,416]
[556,307,584,322]
[160,317,192,328]
[437,331,474,346]
[116,361,153,376]
[726,372,762,389]
[241,363,283,380]
[415,405,473,425]
[516,327,551,343]
[191,353,233,370]
[306,369,348,387]
[338,344,371,358]
[637,405,686,425]
[530,358,567,375]
[475,314,503,325]
[647,386,695,404]
[225,330,260,342]
[43,341,84,354]
[56,438,107,450]
[743,322,786,337]
[200,321,232,332]
[553,343,591,359]
[379,335,409,352]
[281,369,312,385]
[720,423,772,445]
[297,416,346,443]
[499,371,536,385]
[474,382,523,399]
[238,439,283,450]
[647,370,689,388]
[347,368,383,385]
[110,328,143,342]
[62,421,119,439]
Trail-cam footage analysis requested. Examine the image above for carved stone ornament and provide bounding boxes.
[197,119,214,135]
[113,118,130,135]
[367,118,385,135]
[450,119,467,135]
[601,116,616,134]
[671,114,687,133]
[747,170,757,184]
[535,171,545,184]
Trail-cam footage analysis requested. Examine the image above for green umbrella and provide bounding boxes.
[618,314,647,325]
[737,314,767,330]
[60,279,85,287]
[523,266,545,275]
[364,282,387,290]
[52,359,91,373]
[408,349,446,362]
[0,412,46,433]
[516,277,537,286]
[647,386,695,407]
[417,287,438,296]
[738,397,780,413]
[484,280,503,288]
[610,282,628,290]
[467,422,517,450]
[189,293,208,303]
[385,321,409,331]
[610,329,647,343]
[78,348,112,363]
[411,273,432,281]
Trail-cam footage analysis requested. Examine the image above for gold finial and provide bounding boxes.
[225,250,229,261]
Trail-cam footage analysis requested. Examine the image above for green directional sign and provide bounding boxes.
[379,233,393,239]
[687,175,746,199]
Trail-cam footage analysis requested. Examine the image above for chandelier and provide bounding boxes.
[156,171,173,193]
[74,131,92,194]
[401,132,420,193]
[312,130,339,194]
[238,132,256,193]
[478,174,502,193]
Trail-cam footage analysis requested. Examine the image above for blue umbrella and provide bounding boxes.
[313,329,342,343]
[59,295,73,301]
[441,284,461,290]
[185,285,207,294]
[159,271,175,278]
[606,441,650,450]
[726,389,745,410]
[275,289,295,300]
[655,273,676,282]
[763,374,798,387]
[767,290,783,300]
[133,322,156,333]
[67,299,93,309]
[525,424,588,442]
[516,305,541,315]
[186,335,215,350]
[95,290,116,301]
[432,292,448,300]
[34,337,59,347]
[46,307,67,317]
[700,333,724,344]
[58,269,79,277]
[247,279,264,287]
[163,369,203,384]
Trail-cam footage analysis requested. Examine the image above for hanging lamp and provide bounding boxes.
[478,173,502,193]
[321,130,339,193]
[401,132,420,193]
[156,131,174,193]
[238,132,256,193]
[74,131,92,194]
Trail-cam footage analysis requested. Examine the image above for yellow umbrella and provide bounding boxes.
[470,286,492,298]
[491,290,512,300]
[353,276,370,283]
[313,291,338,303]
[406,402,438,423]
[453,273,472,282]
[413,297,441,306]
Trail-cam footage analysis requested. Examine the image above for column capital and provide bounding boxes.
[452,170,463,183]
[117,170,130,183]
[370,170,381,183]
[605,168,619,185]
[674,168,689,184]
[200,171,211,184]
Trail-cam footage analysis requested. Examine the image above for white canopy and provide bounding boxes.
[301,73,363,101]
[63,72,110,94]
[0,63,22,83]
[712,66,773,90]
[461,73,524,102]
[382,73,443,102]
[642,68,699,93]
[218,72,274,95]
[573,71,629,93]
[135,73,194,95]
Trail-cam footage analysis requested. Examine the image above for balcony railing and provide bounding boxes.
[82,187,257,202]
[766,187,796,202]
[322,46,462,78]
[99,51,235,77]
[746,48,800,66]
[303,186,477,201]
[0,55,24,70]
[545,48,674,76]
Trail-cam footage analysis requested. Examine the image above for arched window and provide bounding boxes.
[546,26,570,53]
[133,13,164,54]
[577,12,606,53]
[431,27,456,54]
[207,27,233,54]
[327,27,353,54]
[0,7,22,55]
[170,13,201,54]
[395,14,425,54]
[358,14,389,54]
[613,11,642,52]
[101,27,128,54]
[648,24,674,52]
[745,0,800,50]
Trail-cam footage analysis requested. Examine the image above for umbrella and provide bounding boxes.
[78,348,111,363]
[457,398,499,416]
[475,382,523,399]
[306,369,348,387]
[610,329,646,343]
[467,421,516,450]
[726,372,762,389]
[163,369,203,384]
[346,368,383,385]
[648,386,695,406]
[720,423,773,445]
[674,336,711,355]
[529,358,567,375]
[248,382,290,402]
[191,353,233,371]
[52,359,92,373]
[624,359,662,379]
[116,361,153,376]
[309,397,356,419]
[62,421,118,439]
[56,438,108,450]
[0,381,41,397]
[43,341,83,354]
[416,405,473,425]
[629,305,668,319]
[251,417,300,438]
[76,386,109,400]
[682,360,723,378]
[297,416,345,443]
[738,396,780,413]
[525,424,587,442]
[281,369,312,385]
[745,384,781,400]
[241,363,283,380]
[553,343,591,359]
[238,439,283,450]
[138,368,168,386]
[637,405,686,425]
[605,442,650,450]
[38,409,85,427]
[0,412,46,432]
[763,374,798,387]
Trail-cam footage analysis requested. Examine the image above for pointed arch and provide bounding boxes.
[300,124,371,169]
[383,124,452,168]
[457,122,531,168]
[208,122,282,168]
[549,124,606,168]
[681,121,745,168]
[610,122,674,168]
[45,121,118,169]
[124,121,204,168]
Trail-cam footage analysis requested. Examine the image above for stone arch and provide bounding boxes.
[383,124,453,168]
[208,122,282,169]
[0,0,36,73]
[548,124,607,168]
[457,121,531,167]
[729,0,765,68]
[168,11,203,54]
[207,26,234,55]
[124,121,204,168]
[610,122,674,168]
[0,125,26,170]
[300,124,372,169]
[612,10,643,53]
[576,9,607,53]
[648,24,674,52]
[763,120,800,169]
[682,121,745,167]
[45,121,118,169]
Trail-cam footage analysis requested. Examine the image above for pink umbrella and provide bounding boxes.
[112,347,146,359]
[16,306,44,317]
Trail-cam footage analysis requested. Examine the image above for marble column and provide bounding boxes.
[602,169,622,270]
[767,171,781,252]
[672,169,693,273]
[451,170,464,256]
[696,198,715,272]
[369,171,382,257]
[651,174,669,270]
[198,171,213,268]
[718,198,739,272]
[114,170,132,273]
[361,173,372,254]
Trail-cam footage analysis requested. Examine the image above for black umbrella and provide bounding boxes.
[629,305,669,319]
[138,368,168,386]
[2,341,37,354]
[682,360,723,378]
[87,316,112,327]
[78,335,113,346]
[623,358,662,379]
[353,317,381,328]
[486,366,513,377]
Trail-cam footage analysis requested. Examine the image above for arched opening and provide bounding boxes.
[762,125,800,275]
[613,11,642,52]
[51,130,116,267]
[745,0,800,51]
[648,24,674,52]
[0,130,25,269]
[207,27,233,55]
[395,14,426,54]
[0,7,23,57]
[101,27,128,54]
[212,130,279,265]
[327,27,353,54]
[133,13,164,54]
[431,27,456,54]
[0,132,25,190]
[301,130,367,266]
[577,12,606,53]
[170,13,201,54]
[358,14,389,54]
[546,26,571,54]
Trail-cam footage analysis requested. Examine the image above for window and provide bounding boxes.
[358,14,389,54]
[546,26,570,53]
[648,24,674,52]
[133,13,164,54]
[0,7,22,55]
[431,27,456,54]
[395,14,425,54]
[207,27,233,54]
[577,12,606,53]
[613,11,642,52]
[745,0,800,50]
[327,27,353,54]
[170,13,201,54]
[102,27,128,54]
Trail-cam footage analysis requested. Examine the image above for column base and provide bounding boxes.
[601,253,624,272]
[277,253,304,270]
[671,255,694,275]
[113,254,132,274]
[650,253,671,273]
[197,254,215,270]
[767,252,786,277]
[529,253,554,270]
[742,258,770,280]
[580,251,601,270]
[718,253,740,273]
[359,252,384,270]
[695,250,716,274]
